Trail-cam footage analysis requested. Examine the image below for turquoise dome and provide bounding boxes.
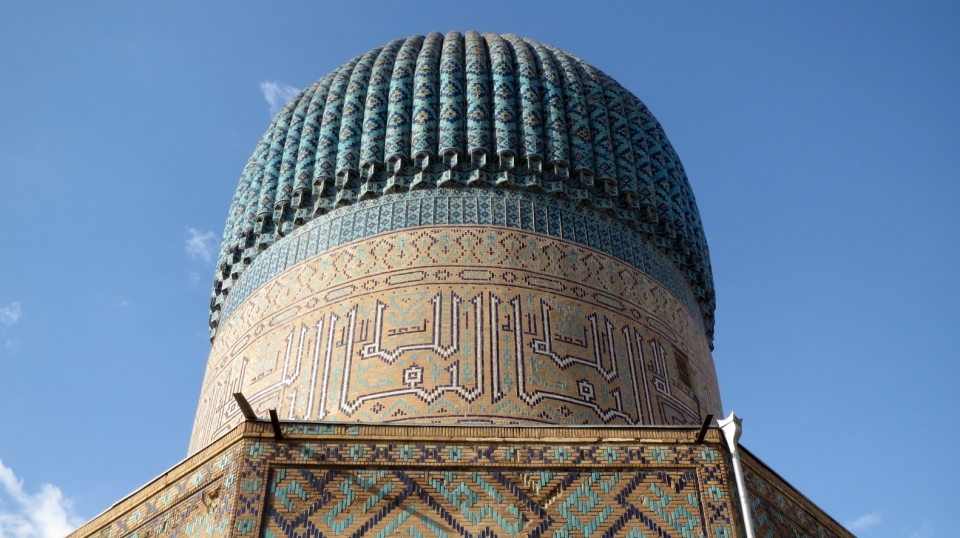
[210,31,715,343]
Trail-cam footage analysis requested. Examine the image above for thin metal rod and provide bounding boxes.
[695,414,714,444]
[269,409,283,440]
[719,413,756,538]
[233,392,258,421]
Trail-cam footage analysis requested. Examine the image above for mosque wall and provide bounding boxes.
[191,191,722,453]
[72,423,748,538]
[69,422,855,538]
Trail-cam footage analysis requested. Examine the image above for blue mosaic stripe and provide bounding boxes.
[219,189,702,333]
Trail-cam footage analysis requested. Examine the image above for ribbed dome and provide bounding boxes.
[210,31,715,342]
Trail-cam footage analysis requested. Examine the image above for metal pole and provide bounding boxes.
[718,412,756,538]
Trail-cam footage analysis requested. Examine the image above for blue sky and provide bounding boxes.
[0,2,957,537]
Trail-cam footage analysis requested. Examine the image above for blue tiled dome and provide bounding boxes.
[211,31,715,342]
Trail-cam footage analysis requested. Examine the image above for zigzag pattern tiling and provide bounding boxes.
[262,468,708,538]
[229,432,739,538]
[70,424,854,538]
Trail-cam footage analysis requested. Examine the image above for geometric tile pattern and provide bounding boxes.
[261,468,707,538]
[192,221,721,453]
[211,31,715,343]
[234,425,738,538]
[215,189,702,337]
[82,443,241,538]
[741,449,852,538]
[70,423,852,538]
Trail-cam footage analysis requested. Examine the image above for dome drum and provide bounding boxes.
[191,187,722,453]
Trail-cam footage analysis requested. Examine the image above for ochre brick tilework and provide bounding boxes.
[261,468,711,538]
[191,224,721,453]
[79,424,745,538]
[740,450,854,538]
[72,423,848,538]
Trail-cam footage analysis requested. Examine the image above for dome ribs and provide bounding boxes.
[358,39,404,201]
[276,83,320,237]
[570,57,616,205]
[626,93,678,248]
[619,89,659,237]
[652,120,687,257]
[384,35,425,194]
[335,46,384,207]
[292,72,336,223]
[483,33,518,187]
[464,30,492,187]
[542,44,594,198]
[255,95,303,251]
[593,69,639,216]
[237,122,277,268]
[410,32,443,190]
[212,151,261,316]
[209,32,717,344]
[437,30,467,188]
[525,39,570,196]
[220,152,259,267]
[313,55,363,216]
[502,34,544,192]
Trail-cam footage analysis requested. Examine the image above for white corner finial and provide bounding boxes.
[717,411,743,452]
[717,411,755,538]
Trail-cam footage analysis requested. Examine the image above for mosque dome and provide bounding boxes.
[191,31,722,453]
[209,31,715,344]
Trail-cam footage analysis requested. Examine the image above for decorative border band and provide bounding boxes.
[218,188,701,332]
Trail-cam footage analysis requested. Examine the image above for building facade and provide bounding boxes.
[70,32,853,538]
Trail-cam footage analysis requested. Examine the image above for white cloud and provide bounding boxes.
[0,303,21,326]
[0,458,82,538]
[4,340,15,351]
[907,524,934,538]
[847,511,882,532]
[185,228,217,264]
[260,81,300,116]
[188,271,200,286]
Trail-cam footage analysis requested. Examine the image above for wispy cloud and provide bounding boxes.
[188,271,200,286]
[907,524,934,538]
[0,302,21,326]
[185,228,217,264]
[260,81,300,116]
[846,511,882,532]
[0,458,82,538]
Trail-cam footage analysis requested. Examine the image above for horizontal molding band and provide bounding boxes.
[217,188,702,334]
